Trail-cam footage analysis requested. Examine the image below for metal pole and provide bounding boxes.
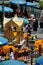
[29,39,35,65]
[31,51,33,65]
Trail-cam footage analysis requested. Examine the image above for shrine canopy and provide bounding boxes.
[35,56,43,65]
[0,6,13,13]
[26,2,38,7]
[0,36,8,46]
[10,0,26,5]
[0,60,26,65]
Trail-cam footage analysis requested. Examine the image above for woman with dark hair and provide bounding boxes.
[9,48,14,60]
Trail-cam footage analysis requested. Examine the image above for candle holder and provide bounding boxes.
[29,37,35,65]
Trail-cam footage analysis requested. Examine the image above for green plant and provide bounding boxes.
[39,0,43,8]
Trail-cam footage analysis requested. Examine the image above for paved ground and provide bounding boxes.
[31,28,43,39]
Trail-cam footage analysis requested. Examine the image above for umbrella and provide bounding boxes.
[0,36,8,46]
[35,56,43,65]
[0,60,26,65]
[0,6,13,13]
[26,2,38,7]
[10,0,26,5]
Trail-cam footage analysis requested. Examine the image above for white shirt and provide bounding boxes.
[10,52,14,60]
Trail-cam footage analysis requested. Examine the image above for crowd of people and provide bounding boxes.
[1,6,42,34]
[14,8,43,34]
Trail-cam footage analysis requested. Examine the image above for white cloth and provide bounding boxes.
[10,52,14,60]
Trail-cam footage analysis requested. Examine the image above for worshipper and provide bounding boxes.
[28,24,31,35]
[23,50,29,61]
[40,13,43,29]
[16,8,20,17]
[27,10,31,18]
[9,48,14,60]
[19,10,24,17]
[24,9,28,18]
[25,24,31,35]
[14,50,18,60]
[33,19,38,32]
[38,45,42,56]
